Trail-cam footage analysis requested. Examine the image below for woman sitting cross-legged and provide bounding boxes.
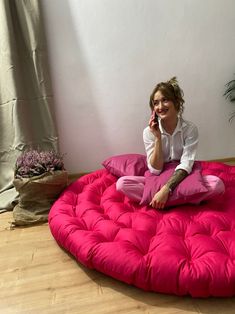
[116,77,225,209]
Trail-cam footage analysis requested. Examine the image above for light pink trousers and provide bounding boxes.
[116,175,225,203]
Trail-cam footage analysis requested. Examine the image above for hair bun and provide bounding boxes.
[167,76,184,98]
[167,76,178,88]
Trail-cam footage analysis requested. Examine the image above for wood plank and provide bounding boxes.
[207,157,235,165]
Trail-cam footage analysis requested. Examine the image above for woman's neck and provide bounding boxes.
[161,116,179,135]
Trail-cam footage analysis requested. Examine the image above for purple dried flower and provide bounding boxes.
[15,149,65,179]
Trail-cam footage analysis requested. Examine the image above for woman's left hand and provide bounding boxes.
[150,185,170,209]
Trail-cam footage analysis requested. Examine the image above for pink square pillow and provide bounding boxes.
[140,161,208,207]
[102,154,148,177]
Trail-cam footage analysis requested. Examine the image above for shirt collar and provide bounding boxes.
[159,117,186,135]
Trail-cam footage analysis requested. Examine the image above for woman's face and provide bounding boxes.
[153,90,178,121]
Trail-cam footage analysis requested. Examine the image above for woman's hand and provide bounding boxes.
[150,185,170,209]
[149,112,161,139]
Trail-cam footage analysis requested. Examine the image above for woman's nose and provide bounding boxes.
[158,101,164,109]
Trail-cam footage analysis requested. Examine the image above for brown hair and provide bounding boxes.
[149,77,185,116]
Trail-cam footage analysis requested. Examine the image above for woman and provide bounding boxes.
[117,77,224,209]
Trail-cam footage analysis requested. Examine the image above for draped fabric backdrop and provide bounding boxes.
[0,0,58,212]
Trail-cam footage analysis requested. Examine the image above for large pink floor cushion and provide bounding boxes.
[49,162,235,297]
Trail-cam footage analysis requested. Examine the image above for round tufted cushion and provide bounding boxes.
[49,161,235,297]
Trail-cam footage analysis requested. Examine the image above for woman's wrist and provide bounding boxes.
[155,133,162,140]
[162,184,173,195]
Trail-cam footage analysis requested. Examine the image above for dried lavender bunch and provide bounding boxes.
[15,150,65,179]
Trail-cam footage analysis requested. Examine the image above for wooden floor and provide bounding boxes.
[0,211,234,314]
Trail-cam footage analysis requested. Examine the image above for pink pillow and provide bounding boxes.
[140,161,208,207]
[102,154,148,177]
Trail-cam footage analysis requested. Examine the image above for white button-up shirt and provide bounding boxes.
[143,118,199,174]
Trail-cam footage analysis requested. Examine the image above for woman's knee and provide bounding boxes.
[116,177,126,192]
[116,176,145,194]
[203,175,225,195]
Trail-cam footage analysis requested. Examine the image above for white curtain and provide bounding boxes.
[0,0,58,212]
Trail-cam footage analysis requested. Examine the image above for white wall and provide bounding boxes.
[41,0,235,173]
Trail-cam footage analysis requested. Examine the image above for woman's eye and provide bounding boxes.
[153,98,168,106]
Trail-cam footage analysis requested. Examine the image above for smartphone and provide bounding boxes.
[154,112,159,126]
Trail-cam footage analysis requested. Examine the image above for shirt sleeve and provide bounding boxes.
[143,127,162,175]
[175,123,199,174]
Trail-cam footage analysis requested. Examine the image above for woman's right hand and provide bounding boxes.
[149,112,161,139]
[150,185,170,209]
